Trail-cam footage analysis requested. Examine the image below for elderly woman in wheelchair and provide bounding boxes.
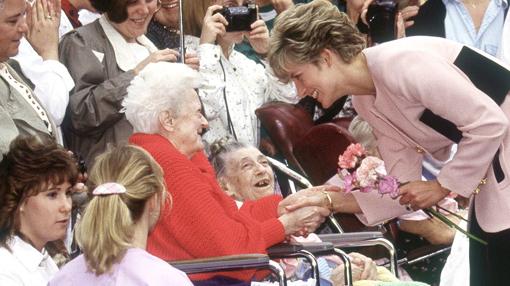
[122,62,333,285]
[209,137,432,286]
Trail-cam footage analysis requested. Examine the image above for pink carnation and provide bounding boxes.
[347,143,366,157]
[338,153,358,169]
[356,156,385,188]
[340,170,356,193]
[378,176,400,198]
[338,143,366,169]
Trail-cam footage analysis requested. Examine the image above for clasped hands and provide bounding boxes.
[277,185,341,237]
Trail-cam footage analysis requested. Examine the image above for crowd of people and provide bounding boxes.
[0,0,509,285]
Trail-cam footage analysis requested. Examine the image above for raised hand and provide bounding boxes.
[200,5,228,44]
[26,0,61,60]
[400,5,419,28]
[246,19,269,56]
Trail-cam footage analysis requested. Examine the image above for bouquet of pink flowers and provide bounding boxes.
[338,143,400,199]
[338,143,487,245]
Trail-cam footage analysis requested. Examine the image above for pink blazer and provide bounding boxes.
[352,36,510,233]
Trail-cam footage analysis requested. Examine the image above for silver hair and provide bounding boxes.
[348,115,378,156]
[122,62,202,134]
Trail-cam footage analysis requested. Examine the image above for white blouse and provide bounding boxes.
[0,236,59,286]
[190,36,298,147]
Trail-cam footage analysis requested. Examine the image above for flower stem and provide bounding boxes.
[424,208,487,245]
[434,204,469,223]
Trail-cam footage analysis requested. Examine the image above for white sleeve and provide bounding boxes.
[498,16,510,65]
[13,38,75,125]
[197,43,227,120]
[261,59,298,104]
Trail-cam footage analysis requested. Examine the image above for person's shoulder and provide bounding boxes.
[49,255,87,285]
[60,20,104,48]
[0,246,15,266]
[364,37,462,74]
[120,249,193,285]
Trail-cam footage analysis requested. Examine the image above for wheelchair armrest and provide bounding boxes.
[318,232,384,243]
[169,254,271,274]
[267,241,335,257]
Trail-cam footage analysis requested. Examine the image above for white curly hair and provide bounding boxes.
[122,62,203,133]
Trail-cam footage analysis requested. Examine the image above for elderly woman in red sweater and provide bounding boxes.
[122,61,332,286]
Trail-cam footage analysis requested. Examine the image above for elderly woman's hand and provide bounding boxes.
[26,0,61,61]
[134,49,180,75]
[278,185,341,216]
[246,19,270,56]
[331,252,378,282]
[278,205,330,235]
[398,180,451,211]
[200,5,228,44]
[349,252,378,280]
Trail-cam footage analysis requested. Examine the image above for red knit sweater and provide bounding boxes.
[129,133,286,281]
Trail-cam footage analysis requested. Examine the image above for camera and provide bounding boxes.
[366,0,397,44]
[214,2,257,32]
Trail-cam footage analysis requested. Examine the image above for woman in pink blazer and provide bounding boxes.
[268,1,510,285]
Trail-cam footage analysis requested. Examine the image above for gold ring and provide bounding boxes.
[45,15,52,20]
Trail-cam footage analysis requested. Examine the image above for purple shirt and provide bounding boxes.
[49,248,193,286]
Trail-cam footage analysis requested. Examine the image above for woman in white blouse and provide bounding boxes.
[0,135,78,286]
[184,0,298,149]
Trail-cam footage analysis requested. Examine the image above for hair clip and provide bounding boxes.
[92,183,127,196]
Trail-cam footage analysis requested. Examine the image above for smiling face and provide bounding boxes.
[154,0,179,29]
[0,0,28,61]
[221,147,275,201]
[18,181,73,251]
[111,0,158,42]
[285,49,350,108]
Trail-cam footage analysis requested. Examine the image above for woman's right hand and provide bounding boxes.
[200,5,228,44]
[26,0,60,60]
[278,205,330,235]
[134,48,180,75]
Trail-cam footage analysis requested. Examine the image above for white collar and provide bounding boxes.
[10,236,50,272]
[99,15,158,71]
[445,0,508,7]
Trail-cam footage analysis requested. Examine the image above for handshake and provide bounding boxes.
[276,185,342,237]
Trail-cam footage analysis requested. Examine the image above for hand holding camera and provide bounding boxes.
[200,4,229,44]
[201,1,260,45]
[247,19,270,56]
[360,0,419,45]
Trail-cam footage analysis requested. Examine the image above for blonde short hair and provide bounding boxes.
[268,0,366,82]
[76,145,166,275]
